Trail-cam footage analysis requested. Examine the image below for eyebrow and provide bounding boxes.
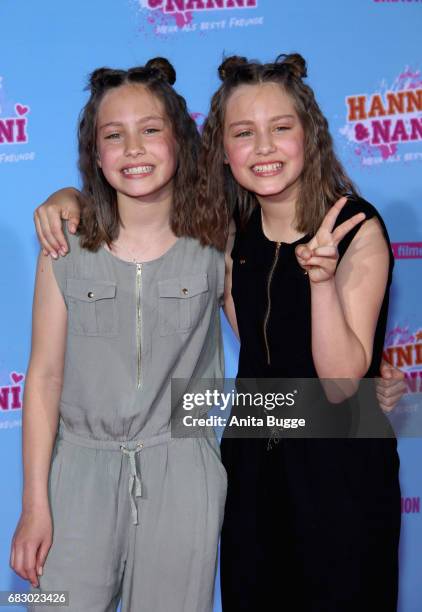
[99,115,165,130]
[228,114,295,129]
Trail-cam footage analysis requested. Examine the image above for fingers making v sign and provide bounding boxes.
[295,197,366,283]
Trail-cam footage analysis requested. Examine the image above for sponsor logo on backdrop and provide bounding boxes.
[401,497,420,514]
[383,326,422,394]
[0,76,35,164]
[340,68,422,166]
[0,371,24,430]
[136,0,263,36]
[392,242,422,259]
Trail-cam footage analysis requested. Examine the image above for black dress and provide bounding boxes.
[220,198,401,612]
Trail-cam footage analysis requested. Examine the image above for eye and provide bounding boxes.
[144,127,160,134]
[105,132,121,140]
[235,130,253,138]
[274,125,290,132]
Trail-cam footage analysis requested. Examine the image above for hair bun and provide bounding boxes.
[88,68,124,93]
[89,67,110,86]
[276,53,307,79]
[145,57,176,85]
[218,56,248,81]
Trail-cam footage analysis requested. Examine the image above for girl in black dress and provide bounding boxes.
[199,53,401,612]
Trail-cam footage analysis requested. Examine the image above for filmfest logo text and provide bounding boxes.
[392,242,422,259]
[340,68,422,166]
[137,0,262,36]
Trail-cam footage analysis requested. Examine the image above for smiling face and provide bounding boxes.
[223,82,305,205]
[96,83,178,204]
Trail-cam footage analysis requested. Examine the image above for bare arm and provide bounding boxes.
[222,219,239,339]
[277,195,402,408]
[309,217,390,406]
[11,254,67,586]
[295,198,387,380]
[310,217,389,379]
[34,187,82,258]
[22,254,67,509]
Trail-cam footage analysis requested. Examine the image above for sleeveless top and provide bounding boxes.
[52,230,225,441]
[231,197,393,380]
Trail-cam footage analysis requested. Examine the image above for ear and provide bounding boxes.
[223,152,229,165]
[96,151,102,168]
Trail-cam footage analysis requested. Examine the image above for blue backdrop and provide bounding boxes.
[1,1,421,610]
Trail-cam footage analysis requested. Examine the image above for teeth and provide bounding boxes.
[122,166,153,175]
[252,162,282,173]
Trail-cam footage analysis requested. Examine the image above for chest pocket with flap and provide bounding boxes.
[158,273,209,336]
[65,279,118,336]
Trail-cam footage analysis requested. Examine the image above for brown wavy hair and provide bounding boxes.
[78,57,226,251]
[199,53,358,235]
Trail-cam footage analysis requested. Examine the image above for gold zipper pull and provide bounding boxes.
[263,242,281,366]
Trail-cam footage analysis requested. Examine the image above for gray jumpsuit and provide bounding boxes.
[35,230,227,612]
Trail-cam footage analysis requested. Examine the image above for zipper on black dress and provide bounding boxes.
[263,242,281,366]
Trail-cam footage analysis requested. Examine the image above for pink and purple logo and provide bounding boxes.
[383,326,422,394]
[0,76,35,164]
[401,497,420,514]
[0,372,24,413]
[340,68,422,165]
[137,0,262,36]
[0,103,30,145]
[145,0,257,11]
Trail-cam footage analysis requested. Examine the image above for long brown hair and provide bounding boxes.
[78,57,227,251]
[199,53,358,236]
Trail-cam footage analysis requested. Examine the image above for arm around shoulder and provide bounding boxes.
[34,187,82,258]
[223,219,239,340]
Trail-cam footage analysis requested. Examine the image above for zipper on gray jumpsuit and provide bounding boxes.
[136,263,142,388]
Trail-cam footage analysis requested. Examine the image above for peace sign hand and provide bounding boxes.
[295,197,366,283]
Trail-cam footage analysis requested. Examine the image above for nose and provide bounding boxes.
[125,134,146,157]
[255,130,276,155]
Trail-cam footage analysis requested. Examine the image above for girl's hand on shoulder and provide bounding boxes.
[34,187,82,259]
[376,360,406,413]
[10,508,53,588]
[295,197,366,284]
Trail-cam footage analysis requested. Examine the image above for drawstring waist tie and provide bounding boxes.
[58,423,171,525]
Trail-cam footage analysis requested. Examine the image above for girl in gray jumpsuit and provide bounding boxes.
[11,59,228,612]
